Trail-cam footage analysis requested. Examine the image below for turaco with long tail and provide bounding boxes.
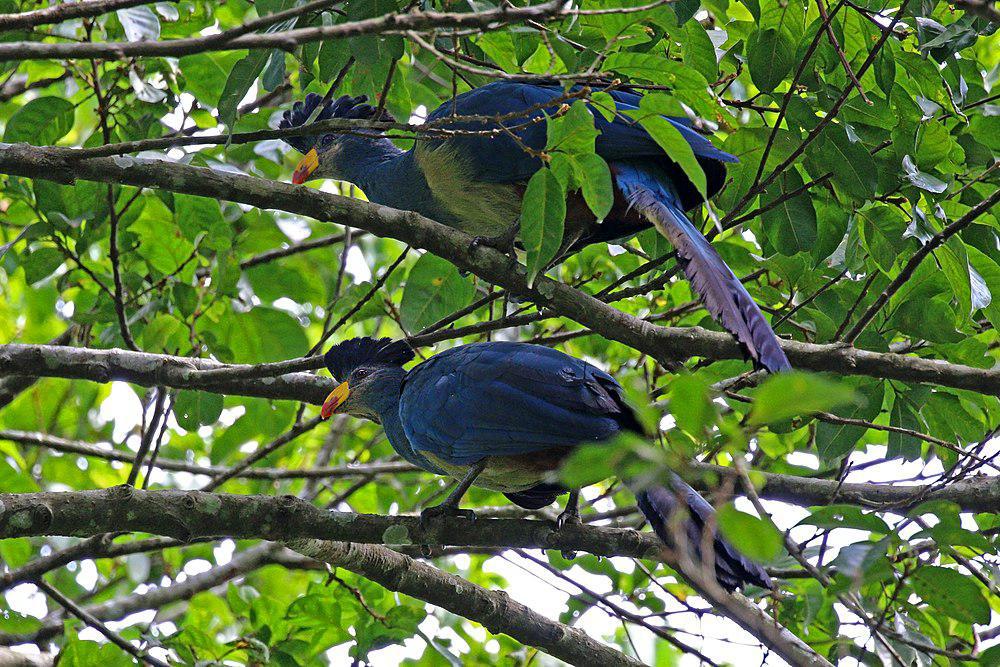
[280,81,790,373]
[318,336,773,592]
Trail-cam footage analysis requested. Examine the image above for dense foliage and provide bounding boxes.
[0,0,998,665]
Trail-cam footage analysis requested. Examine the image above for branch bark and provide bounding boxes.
[4,432,998,511]
[0,1,568,62]
[2,480,997,550]
[289,539,644,667]
[0,0,166,30]
[0,143,997,396]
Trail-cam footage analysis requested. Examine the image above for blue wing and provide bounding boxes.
[421,81,736,204]
[398,342,633,466]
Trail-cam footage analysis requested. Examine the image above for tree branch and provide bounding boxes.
[289,539,644,667]
[843,186,1000,343]
[0,1,569,62]
[0,0,166,30]
[0,144,997,395]
[4,431,998,511]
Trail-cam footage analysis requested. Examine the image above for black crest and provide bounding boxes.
[279,93,396,154]
[324,337,415,381]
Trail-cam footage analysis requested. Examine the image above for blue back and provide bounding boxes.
[398,342,634,466]
[421,81,736,205]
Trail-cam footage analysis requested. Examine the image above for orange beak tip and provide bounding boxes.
[320,381,350,420]
[291,149,319,185]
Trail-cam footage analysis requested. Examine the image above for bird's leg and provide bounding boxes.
[556,490,581,560]
[556,489,581,529]
[420,459,487,524]
[469,221,519,257]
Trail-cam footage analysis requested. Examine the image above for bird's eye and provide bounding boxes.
[354,368,370,380]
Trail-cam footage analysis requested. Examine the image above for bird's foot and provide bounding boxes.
[469,226,518,258]
[555,508,581,560]
[555,507,581,530]
[419,503,477,527]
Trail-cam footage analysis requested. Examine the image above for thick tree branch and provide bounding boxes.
[0,488,663,557]
[0,144,997,395]
[0,1,568,62]
[0,0,166,30]
[289,539,644,667]
[0,343,331,403]
[0,544,280,647]
[4,430,998,511]
[2,477,997,550]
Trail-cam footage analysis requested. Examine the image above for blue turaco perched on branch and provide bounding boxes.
[280,81,790,373]
[318,336,773,592]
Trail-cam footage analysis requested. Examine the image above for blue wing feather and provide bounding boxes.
[399,342,628,465]
[421,82,735,200]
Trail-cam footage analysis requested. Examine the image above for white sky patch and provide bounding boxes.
[96,382,143,442]
[345,245,373,283]
[409,104,428,124]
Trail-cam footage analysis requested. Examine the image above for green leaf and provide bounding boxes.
[21,247,63,284]
[799,505,890,534]
[887,392,923,461]
[911,566,991,625]
[814,129,877,201]
[547,101,599,155]
[218,50,269,130]
[519,168,566,286]
[399,253,475,331]
[574,153,614,220]
[747,28,795,93]
[857,205,908,274]
[937,237,973,318]
[750,372,857,426]
[683,20,719,82]
[3,97,75,145]
[761,169,817,256]
[967,246,1000,330]
[174,390,224,431]
[630,101,707,197]
[559,434,645,488]
[717,505,783,562]
[603,53,708,90]
[179,52,241,108]
[815,380,885,461]
[214,307,309,364]
[669,374,717,436]
[175,193,231,250]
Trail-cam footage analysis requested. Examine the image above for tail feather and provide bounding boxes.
[635,475,773,592]
[612,161,790,373]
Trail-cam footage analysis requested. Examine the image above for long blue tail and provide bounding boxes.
[613,161,790,373]
[636,476,773,592]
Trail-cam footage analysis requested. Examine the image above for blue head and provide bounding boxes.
[320,337,414,422]
[279,93,397,184]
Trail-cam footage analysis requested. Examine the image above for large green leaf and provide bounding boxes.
[750,372,856,426]
[519,168,566,286]
[747,28,795,93]
[174,390,224,431]
[3,97,74,145]
[761,169,817,256]
[399,253,476,331]
[911,566,991,625]
[717,505,783,563]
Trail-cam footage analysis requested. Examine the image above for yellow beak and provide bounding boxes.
[320,381,350,419]
[292,148,319,184]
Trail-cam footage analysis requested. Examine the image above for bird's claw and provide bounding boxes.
[419,504,477,527]
[468,227,518,257]
[555,509,581,531]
